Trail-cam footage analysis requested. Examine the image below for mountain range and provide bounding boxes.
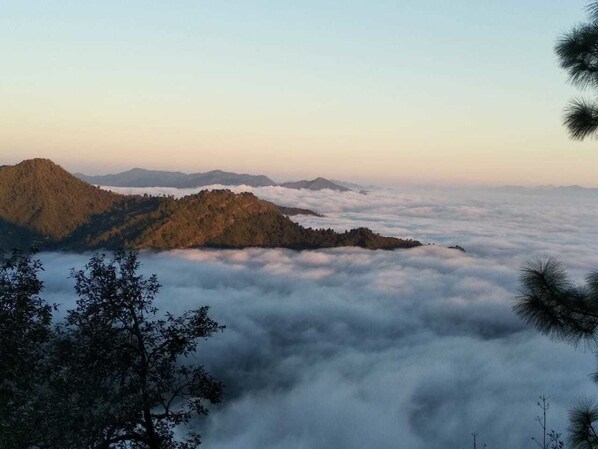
[76,168,350,191]
[495,184,598,196]
[0,159,420,252]
[76,168,276,188]
[279,177,350,192]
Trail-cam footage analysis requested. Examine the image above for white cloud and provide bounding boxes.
[37,185,598,448]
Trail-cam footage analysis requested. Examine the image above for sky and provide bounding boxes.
[38,184,598,448]
[2,0,598,186]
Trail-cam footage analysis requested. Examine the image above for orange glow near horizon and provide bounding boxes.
[2,0,597,187]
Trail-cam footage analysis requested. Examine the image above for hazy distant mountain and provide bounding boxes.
[330,179,372,190]
[496,184,598,196]
[76,169,352,192]
[76,168,276,188]
[0,159,419,251]
[279,177,350,192]
[186,170,276,187]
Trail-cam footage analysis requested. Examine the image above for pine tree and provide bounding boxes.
[556,1,598,140]
[515,258,598,448]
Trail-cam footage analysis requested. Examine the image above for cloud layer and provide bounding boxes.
[38,185,598,448]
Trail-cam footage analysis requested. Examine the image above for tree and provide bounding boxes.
[532,396,565,449]
[0,250,52,449]
[515,258,598,449]
[556,1,598,140]
[515,2,598,445]
[41,251,224,449]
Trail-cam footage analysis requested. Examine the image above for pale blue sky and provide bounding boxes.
[2,1,597,185]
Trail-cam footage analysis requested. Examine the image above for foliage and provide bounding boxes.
[0,250,52,449]
[556,1,598,140]
[41,251,224,449]
[0,250,223,449]
[568,400,598,449]
[515,258,598,346]
[523,3,598,444]
[515,258,598,448]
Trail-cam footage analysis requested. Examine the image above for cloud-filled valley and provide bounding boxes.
[38,185,598,448]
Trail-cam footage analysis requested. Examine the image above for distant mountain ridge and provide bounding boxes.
[330,179,372,190]
[0,159,420,252]
[76,168,276,188]
[76,168,351,191]
[279,177,350,192]
[496,184,598,195]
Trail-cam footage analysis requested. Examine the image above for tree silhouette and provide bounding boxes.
[0,251,225,449]
[515,258,598,448]
[557,1,598,140]
[0,250,52,449]
[515,4,598,444]
[42,251,225,449]
[532,396,565,449]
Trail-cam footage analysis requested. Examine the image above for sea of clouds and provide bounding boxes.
[38,184,598,448]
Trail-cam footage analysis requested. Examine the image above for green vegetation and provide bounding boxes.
[0,250,52,448]
[0,159,121,240]
[514,2,598,447]
[0,159,421,252]
[516,259,598,448]
[556,1,598,140]
[0,250,222,449]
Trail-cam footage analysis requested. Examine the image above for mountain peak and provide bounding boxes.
[280,177,350,192]
[16,158,61,171]
[0,159,122,239]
